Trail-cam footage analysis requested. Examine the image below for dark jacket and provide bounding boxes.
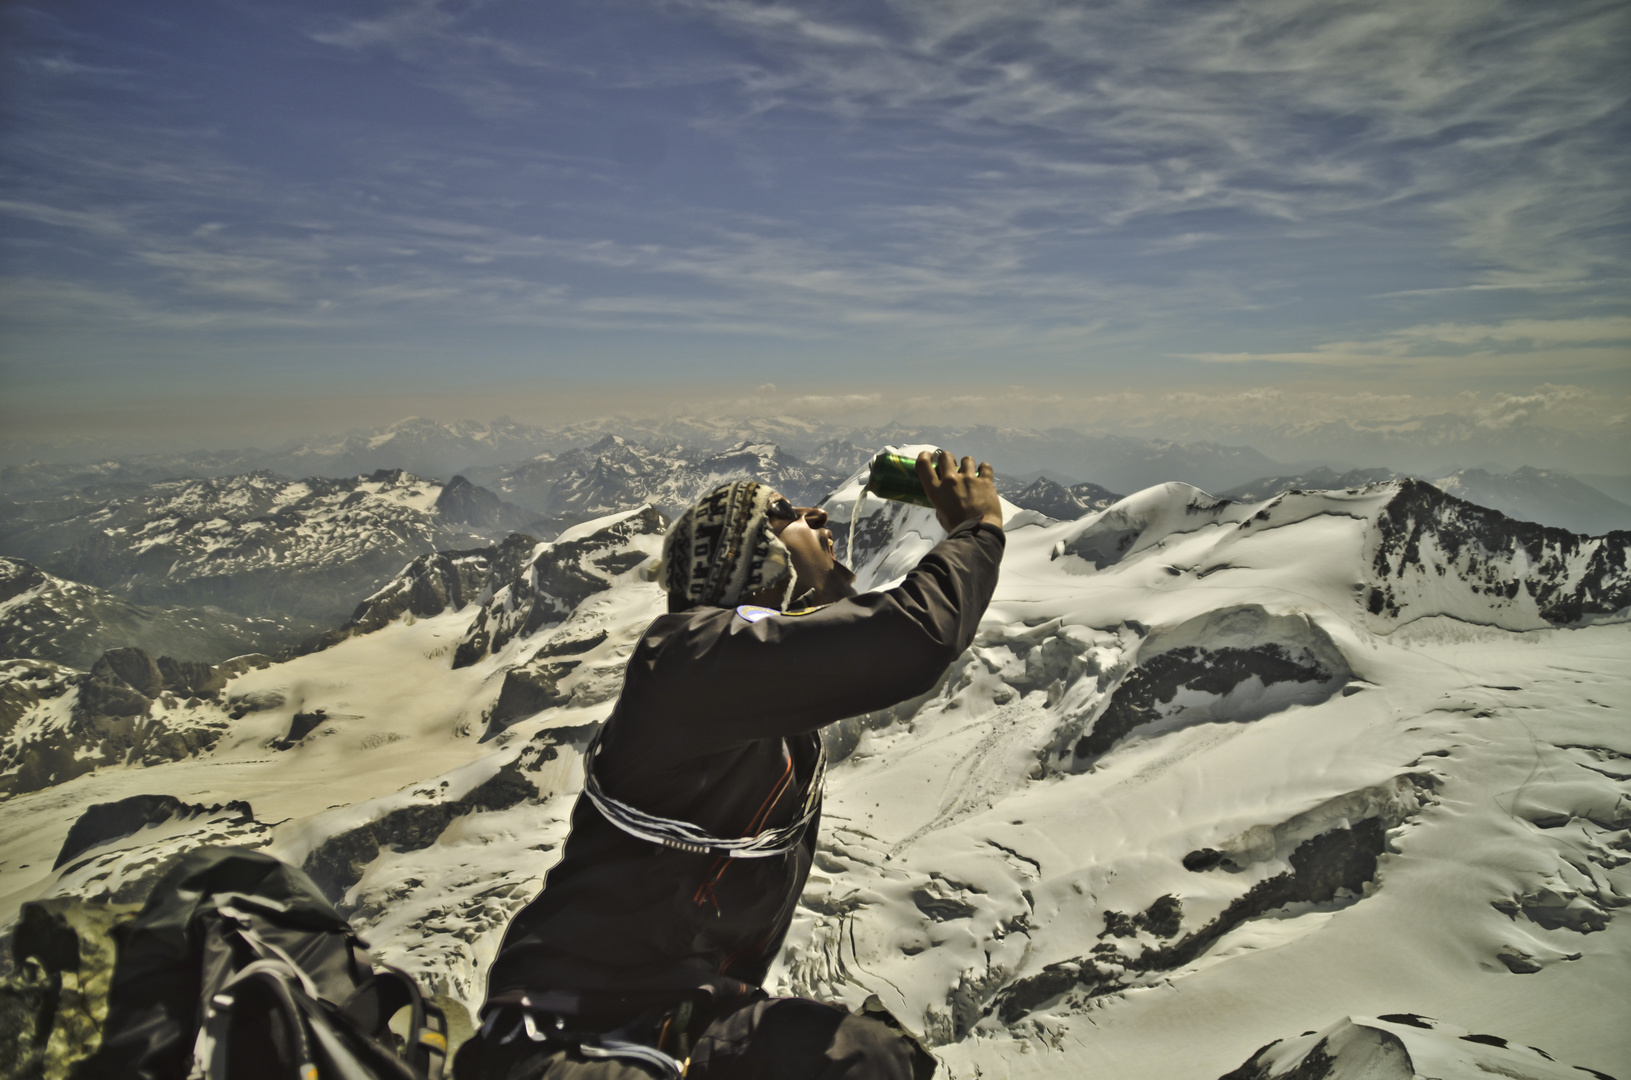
[483,519,1005,1017]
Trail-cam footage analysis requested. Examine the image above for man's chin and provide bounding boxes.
[815,562,859,604]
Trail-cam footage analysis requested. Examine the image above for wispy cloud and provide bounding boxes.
[3,0,1627,405]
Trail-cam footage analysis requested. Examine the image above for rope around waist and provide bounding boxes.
[581,729,825,859]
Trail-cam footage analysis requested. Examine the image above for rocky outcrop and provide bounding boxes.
[1067,607,1350,769]
[453,506,663,669]
[989,818,1391,1028]
[1002,477,1122,521]
[315,533,541,650]
[1074,642,1337,764]
[981,772,1437,1033]
[0,647,233,798]
[434,475,533,532]
[301,760,541,904]
[1367,479,1631,627]
[54,794,253,868]
[1216,1013,1618,1080]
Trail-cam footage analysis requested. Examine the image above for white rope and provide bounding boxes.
[582,728,825,859]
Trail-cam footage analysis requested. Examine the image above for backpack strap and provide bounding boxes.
[369,966,448,1080]
[201,959,319,1080]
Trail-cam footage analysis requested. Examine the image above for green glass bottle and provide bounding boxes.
[864,450,943,507]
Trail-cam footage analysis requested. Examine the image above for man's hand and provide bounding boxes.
[917,450,1004,533]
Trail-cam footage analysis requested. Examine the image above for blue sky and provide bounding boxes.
[1,0,1627,451]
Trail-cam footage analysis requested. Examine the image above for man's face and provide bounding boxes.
[767,493,857,608]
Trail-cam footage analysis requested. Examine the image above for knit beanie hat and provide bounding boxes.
[655,480,796,612]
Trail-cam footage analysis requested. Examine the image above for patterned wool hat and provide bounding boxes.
[655,480,795,612]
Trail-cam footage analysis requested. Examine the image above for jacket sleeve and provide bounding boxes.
[621,520,1005,755]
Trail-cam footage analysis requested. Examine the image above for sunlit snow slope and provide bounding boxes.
[1,462,1626,1079]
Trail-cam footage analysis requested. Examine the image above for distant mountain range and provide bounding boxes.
[0,416,1287,497]
[6,416,1624,531]
[464,436,851,524]
[0,469,534,625]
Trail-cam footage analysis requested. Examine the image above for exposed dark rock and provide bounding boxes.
[455,506,663,669]
[1184,848,1227,872]
[992,819,1387,1024]
[1098,894,1182,941]
[1002,477,1123,521]
[1057,524,1144,570]
[12,470,530,627]
[489,661,581,730]
[1216,1036,1337,1080]
[279,710,329,747]
[75,676,152,720]
[535,629,610,659]
[127,716,230,768]
[435,475,530,531]
[155,656,225,698]
[317,532,543,657]
[513,722,602,772]
[1376,1013,1433,1029]
[54,794,254,868]
[1076,643,1336,763]
[89,647,164,699]
[1372,479,1631,625]
[225,689,285,719]
[1502,887,1609,934]
[5,560,290,671]
[1460,1033,1508,1048]
[0,660,73,741]
[301,759,538,902]
[911,890,978,922]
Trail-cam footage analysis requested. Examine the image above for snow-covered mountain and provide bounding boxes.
[266,417,559,480]
[1223,466,1631,536]
[0,470,533,624]
[1,465,1628,1078]
[1001,476,1124,521]
[1220,467,1408,502]
[0,557,321,669]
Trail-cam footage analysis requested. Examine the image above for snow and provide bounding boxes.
[1,478,1626,1077]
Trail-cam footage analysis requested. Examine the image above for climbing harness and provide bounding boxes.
[581,727,826,859]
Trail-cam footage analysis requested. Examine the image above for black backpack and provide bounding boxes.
[81,846,447,1080]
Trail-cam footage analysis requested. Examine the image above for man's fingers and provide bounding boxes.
[978,461,994,479]
[960,455,977,477]
[936,449,955,479]
[916,450,940,491]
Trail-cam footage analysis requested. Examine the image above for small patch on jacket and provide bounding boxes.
[735,604,826,622]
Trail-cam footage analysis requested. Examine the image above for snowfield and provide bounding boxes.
[0,463,1626,1079]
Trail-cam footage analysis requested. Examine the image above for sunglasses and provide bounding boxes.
[766,497,800,522]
